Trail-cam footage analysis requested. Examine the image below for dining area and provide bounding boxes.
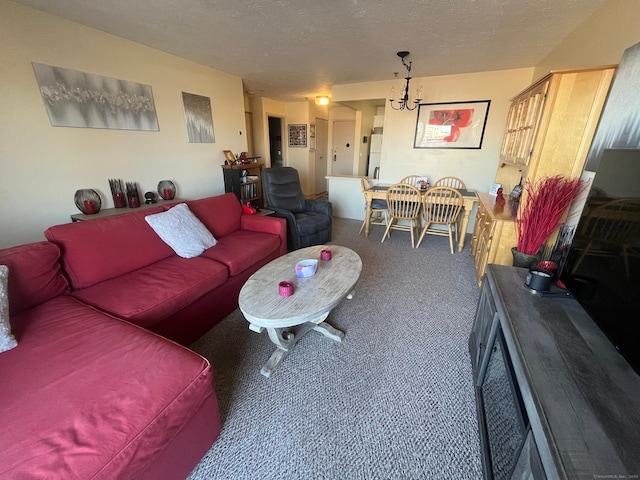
[359,175,479,252]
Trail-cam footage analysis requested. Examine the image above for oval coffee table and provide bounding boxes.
[239,245,362,377]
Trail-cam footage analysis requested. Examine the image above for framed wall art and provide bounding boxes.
[32,62,159,131]
[309,123,316,151]
[413,100,491,149]
[182,92,215,143]
[288,124,307,147]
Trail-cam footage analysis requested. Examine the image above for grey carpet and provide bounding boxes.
[187,217,483,480]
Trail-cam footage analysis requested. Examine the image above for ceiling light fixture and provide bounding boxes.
[315,95,330,106]
[389,51,423,111]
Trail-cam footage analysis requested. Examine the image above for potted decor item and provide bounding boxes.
[512,175,585,268]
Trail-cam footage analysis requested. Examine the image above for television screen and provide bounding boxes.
[560,149,640,374]
[559,41,640,375]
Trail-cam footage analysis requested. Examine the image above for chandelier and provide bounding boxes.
[389,51,423,111]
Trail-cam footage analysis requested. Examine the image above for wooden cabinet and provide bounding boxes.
[495,66,615,194]
[470,193,518,286]
[500,79,549,166]
[222,163,264,208]
[472,66,616,284]
[470,265,640,479]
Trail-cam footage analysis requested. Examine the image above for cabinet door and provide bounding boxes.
[474,231,492,285]
[500,80,549,166]
[470,283,498,378]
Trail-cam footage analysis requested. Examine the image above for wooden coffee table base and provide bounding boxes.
[248,294,353,378]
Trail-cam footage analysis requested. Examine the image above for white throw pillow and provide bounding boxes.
[145,203,217,258]
[0,265,18,353]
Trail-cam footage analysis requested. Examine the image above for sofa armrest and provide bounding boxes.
[305,199,333,218]
[240,214,287,256]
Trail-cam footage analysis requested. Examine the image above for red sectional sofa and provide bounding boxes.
[0,193,287,479]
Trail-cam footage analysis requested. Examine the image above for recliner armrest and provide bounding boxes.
[305,199,333,218]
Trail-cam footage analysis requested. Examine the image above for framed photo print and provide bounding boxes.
[288,124,307,147]
[309,123,316,151]
[414,100,491,149]
[223,150,236,164]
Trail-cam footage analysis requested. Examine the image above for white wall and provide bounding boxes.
[332,68,534,193]
[0,0,247,248]
[534,0,640,80]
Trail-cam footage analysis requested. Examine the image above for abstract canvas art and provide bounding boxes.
[182,92,215,143]
[32,63,159,131]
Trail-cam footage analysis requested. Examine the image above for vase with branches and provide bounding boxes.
[513,175,586,267]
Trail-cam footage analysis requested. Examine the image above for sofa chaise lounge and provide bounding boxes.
[0,193,287,479]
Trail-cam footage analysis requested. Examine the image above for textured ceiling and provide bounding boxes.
[14,0,609,101]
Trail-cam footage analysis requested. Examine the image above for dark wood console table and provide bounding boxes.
[470,265,640,479]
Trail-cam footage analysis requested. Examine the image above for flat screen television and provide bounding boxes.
[560,149,640,375]
[558,41,640,376]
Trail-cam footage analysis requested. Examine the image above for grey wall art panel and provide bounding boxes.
[32,63,159,131]
[182,92,215,143]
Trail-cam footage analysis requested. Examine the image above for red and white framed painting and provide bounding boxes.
[413,100,491,149]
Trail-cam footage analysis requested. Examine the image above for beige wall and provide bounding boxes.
[534,0,640,79]
[332,68,535,193]
[0,1,247,248]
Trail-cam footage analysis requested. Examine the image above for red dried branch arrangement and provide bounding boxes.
[515,175,586,255]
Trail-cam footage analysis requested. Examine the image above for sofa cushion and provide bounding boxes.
[0,266,18,353]
[201,230,281,276]
[0,296,216,480]
[0,242,70,315]
[72,255,228,328]
[45,208,174,289]
[187,193,242,239]
[145,203,217,258]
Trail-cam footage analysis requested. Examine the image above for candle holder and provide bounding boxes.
[109,178,126,208]
[320,249,332,261]
[126,181,141,208]
[74,189,102,215]
[157,180,176,200]
[278,281,294,297]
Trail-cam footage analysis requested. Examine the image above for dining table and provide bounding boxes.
[363,184,479,252]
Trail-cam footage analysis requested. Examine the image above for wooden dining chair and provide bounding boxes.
[359,177,389,235]
[434,176,466,189]
[433,176,466,232]
[382,183,422,248]
[400,175,423,187]
[416,186,464,253]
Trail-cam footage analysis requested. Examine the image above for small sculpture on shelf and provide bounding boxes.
[109,178,127,208]
[144,192,157,204]
[126,181,141,208]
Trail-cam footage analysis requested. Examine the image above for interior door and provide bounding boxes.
[332,120,355,175]
[268,116,283,167]
[315,118,328,193]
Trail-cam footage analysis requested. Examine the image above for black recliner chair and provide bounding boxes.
[262,167,332,251]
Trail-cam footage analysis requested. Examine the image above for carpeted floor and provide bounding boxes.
[187,217,483,479]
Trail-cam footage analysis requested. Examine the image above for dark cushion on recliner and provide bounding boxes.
[262,167,307,213]
[293,211,332,236]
